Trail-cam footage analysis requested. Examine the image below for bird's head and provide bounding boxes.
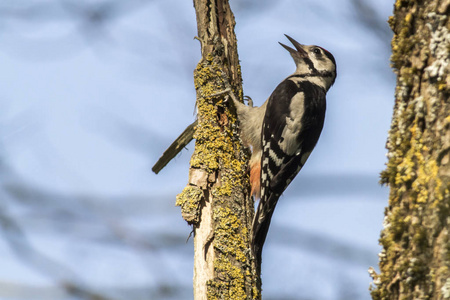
[279,35,337,90]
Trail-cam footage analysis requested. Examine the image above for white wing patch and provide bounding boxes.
[278,89,305,155]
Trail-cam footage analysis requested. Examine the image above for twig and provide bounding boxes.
[153,69,241,175]
[152,119,198,174]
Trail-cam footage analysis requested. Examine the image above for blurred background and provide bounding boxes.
[0,0,395,299]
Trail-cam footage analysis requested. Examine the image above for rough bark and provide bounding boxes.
[175,0,260,299]
[370,0,450,299]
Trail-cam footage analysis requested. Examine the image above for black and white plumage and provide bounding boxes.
[254,36,336,273]
[230,35,336,274]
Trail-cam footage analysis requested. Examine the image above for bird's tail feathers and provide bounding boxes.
[252,192,280,275]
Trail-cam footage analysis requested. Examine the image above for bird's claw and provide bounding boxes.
[244,95,254,107]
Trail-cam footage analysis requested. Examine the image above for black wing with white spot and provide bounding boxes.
[252,77,327,273]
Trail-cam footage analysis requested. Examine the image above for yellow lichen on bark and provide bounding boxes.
[176,185,204,224]
[182,39,257,298]
[206,206,251,300]
[371,0,450,299]
[192,54,253,298]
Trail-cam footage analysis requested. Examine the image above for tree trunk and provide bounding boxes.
[175,0,260,299]
[370,0,450,299]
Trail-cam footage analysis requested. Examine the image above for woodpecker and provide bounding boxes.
[231,35,336,273]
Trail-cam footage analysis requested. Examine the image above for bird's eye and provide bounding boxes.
[313,48,321,55]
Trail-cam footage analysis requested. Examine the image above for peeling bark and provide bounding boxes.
[370,0,450,299]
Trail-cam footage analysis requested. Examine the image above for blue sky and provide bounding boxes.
[0,1,396,299]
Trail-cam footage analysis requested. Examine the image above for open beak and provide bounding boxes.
[279,34,307,57]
